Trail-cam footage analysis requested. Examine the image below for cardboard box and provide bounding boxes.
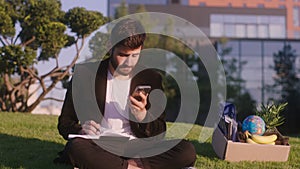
[212,127,290,162]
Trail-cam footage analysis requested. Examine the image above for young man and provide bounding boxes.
[56,18,196,169]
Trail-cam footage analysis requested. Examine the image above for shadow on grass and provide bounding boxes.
[190,140,218,159]
[0,133,72,169]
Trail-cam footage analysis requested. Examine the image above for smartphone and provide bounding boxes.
[132,85,151,101]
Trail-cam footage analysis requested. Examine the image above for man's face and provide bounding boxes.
[110,45,142,76]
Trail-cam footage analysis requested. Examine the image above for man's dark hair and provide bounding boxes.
[110,18,146,49]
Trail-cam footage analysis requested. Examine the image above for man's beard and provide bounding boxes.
[110,57,133,76]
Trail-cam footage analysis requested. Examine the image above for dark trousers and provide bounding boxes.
[65,138,196,169]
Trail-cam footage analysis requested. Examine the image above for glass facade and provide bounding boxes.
[109,0,168,18]
[217,39,300,104]
[210,14,286,39]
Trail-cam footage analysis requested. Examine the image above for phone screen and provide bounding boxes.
[132,85,151,101]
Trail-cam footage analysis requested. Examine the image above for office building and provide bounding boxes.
[108,1,300,103]
[188,0,300,39]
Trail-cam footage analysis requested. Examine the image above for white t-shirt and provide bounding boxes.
[100,71,136,139]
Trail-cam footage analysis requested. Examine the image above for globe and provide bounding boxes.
[242,115,266,135]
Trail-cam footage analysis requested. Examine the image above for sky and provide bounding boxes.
[61,0,107,15]
[60,0,108,63]
[36,0,108,107]
[58,0,108,66]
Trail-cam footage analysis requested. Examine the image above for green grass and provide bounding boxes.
[0,113,299,169]
[0,113,70,169]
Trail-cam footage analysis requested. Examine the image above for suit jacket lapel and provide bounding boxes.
[95,59,109,116]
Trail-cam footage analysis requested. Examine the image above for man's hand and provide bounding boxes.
[129,91,148,122]
[79,120,100,135]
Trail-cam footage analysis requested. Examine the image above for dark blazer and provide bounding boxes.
[58,59,166,140]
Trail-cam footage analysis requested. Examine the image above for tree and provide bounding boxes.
[135,4,147,13]
[0,0,107,112]
[114,0,128,19]
[268,44,300,134]
[270,44,299,102]
[88,1,133,61]
[216,38,256,121]
[88,31,109,61]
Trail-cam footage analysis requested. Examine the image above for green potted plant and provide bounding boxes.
[255,102,289,145]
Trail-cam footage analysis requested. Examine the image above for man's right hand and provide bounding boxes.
[79,120,101,135]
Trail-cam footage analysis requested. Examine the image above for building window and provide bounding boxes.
[210,14,286,39]
[210,23,223,37]
[247,24,257,38]
[199,2,206,6]
[224,15,235,23]
[257,4,265,8]
[258,25,268,38]
[257,15,269,24]
[228,3,232,7]
[269,16,285,24]
[225,24,235,37]
[211,14,223,22]
[243,3,247,7]
[236,15,248,23]
[279,5,286,9]
[236,24,246,37]
[293,6,300,26]
[269,24,285,38]
[245,15,257,24]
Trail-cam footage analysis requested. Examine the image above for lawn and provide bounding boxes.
[0,113,299,169]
